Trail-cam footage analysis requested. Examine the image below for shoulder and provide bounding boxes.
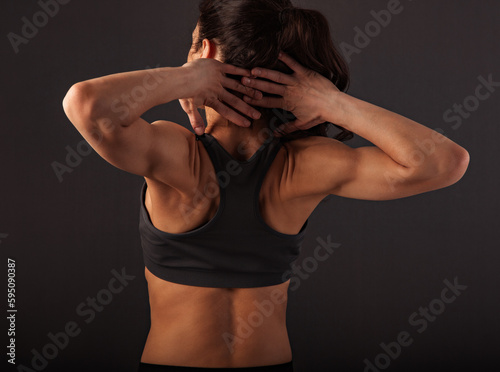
[281,135,340,147]
[281,135,352,163]
[147,121,202,191]
[150,120,194,139]
[277,135,356,200]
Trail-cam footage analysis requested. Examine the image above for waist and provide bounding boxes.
[142,267,292,367]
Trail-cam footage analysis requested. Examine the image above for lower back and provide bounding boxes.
[141,267,293,367]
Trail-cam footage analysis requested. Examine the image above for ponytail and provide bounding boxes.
[277,7,353,142]
[197,0,353,142]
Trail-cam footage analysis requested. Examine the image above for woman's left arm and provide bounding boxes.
[241,53,470,201]
[62,59,262,185]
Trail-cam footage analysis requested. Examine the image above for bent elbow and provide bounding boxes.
[427,147,471,188]
[62,82,99,128]
[408,147,471,190]
[445,148,470,185]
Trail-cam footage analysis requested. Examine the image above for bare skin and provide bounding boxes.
[62,23,469,368]
[139,123,325,367]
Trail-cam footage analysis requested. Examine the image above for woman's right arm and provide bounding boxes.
[62,59,261,189]
[242,53,470,201]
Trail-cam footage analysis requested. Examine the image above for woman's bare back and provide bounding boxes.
[140,132,326,367]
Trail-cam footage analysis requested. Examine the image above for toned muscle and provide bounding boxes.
[140,131,324,367]
[143,132,323,237]
[61,9,469,369]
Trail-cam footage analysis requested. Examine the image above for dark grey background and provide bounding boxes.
[1,0,498,371]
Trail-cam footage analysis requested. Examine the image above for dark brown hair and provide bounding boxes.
[195,0,353,142]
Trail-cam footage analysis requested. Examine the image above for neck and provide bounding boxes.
[204,109,274,161]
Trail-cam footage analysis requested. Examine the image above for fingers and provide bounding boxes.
[241,77,287,96]
[248,67,296,86]
[218,90,261,121]
[278,52,308,75]
[221,63,252,78]
[185,109,205,135]
[209,99,252,127]
[273,121,301,137]
[184,106,205,135]
[222,76,263,100]
[180,98,206,135]
[243,95,284,109]
[190,110,206,136]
